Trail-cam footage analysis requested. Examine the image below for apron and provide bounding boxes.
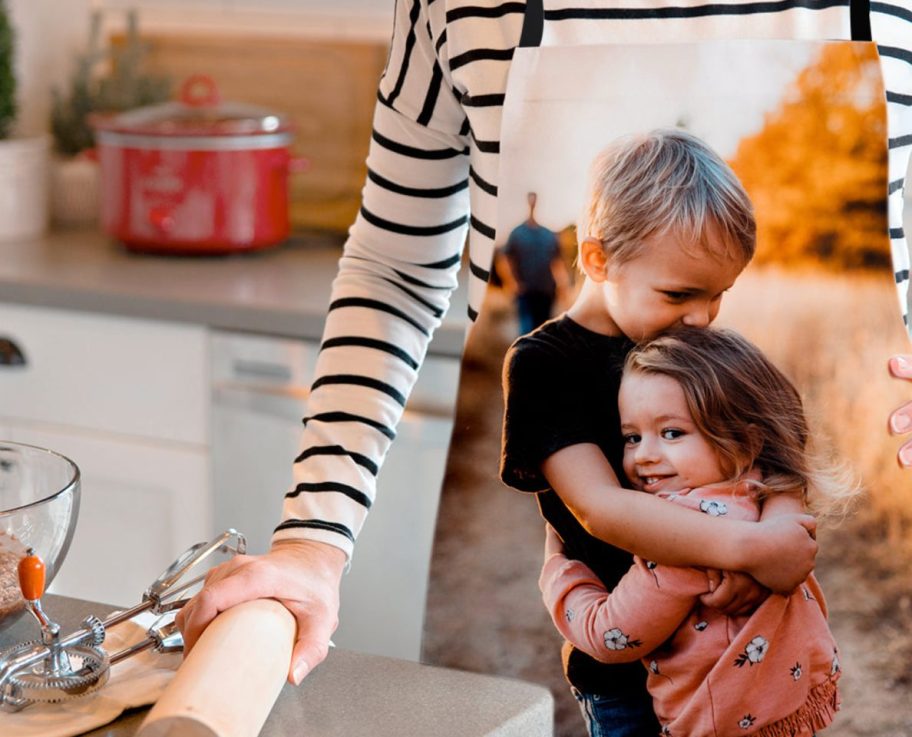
[443,1,910,735]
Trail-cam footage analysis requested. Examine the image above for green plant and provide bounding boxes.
[51,10,171,156]
[0,0,16,139]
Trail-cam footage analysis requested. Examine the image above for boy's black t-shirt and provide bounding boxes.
[501,314,647,695]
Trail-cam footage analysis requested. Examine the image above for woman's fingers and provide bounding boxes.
[889,355,912,468]
[897,436,912,469]
[888,354,912,380]
[889,399,912,431]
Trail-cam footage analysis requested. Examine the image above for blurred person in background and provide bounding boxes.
[496,192,571,335]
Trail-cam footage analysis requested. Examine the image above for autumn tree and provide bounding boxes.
[729,43,889,271]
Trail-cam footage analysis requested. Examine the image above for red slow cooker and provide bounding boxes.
[92,75,307,254]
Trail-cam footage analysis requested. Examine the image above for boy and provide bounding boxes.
[500,130,817,737]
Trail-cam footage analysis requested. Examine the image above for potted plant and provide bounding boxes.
[49,10,170,227]
[0,0,50,242]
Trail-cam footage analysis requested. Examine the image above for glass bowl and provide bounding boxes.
[0,442,80,631]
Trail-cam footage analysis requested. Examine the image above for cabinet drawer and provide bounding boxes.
[0,303,207,444]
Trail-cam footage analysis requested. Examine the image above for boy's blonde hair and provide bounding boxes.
[579,129,756,268]
[624,327,858,518]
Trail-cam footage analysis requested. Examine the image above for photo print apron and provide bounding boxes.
[423,4,912,737]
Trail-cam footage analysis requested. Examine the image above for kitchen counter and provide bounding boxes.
[0,229,468,357]
[1,595,553,736]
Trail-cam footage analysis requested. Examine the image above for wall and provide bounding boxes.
[6,0,392,136]
[8,0,93,136]
[99,0,393,40]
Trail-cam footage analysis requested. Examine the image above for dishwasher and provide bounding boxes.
[209,330,460,662]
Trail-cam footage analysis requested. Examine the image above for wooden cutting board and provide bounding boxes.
[116,33,389,233]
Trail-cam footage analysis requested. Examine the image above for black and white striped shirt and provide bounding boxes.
[273,0,912,558]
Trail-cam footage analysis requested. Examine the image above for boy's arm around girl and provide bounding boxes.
[540,443,817,596]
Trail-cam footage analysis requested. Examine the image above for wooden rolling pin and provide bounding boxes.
[137,599,296,737]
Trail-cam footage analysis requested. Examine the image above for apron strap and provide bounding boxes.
[518,1,871,46]
[519,0,545,47]
[850,0,872,41]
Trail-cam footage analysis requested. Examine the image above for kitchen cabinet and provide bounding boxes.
[0,302,207,443]
[0,302,211,606]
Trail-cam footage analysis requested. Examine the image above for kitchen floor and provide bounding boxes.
[421,292,912,737]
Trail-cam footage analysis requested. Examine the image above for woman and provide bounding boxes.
[176,1,912,690]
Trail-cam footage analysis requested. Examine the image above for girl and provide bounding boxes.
[540,326,855,737]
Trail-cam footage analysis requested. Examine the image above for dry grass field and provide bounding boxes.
[721,268,912,735]
[424,271,912,736]
[718,267,911,534]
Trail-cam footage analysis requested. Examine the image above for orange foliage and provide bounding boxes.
[729,43,889,271]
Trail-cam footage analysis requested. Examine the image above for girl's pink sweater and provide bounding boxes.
[540,480,840,737]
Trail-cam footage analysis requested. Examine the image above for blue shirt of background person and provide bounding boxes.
[498,192,570,335]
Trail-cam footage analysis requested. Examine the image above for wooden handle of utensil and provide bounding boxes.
[137,599,296,737]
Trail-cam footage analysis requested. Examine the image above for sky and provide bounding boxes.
[496,39,822,241]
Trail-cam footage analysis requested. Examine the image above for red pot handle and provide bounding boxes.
[180,74,221,108]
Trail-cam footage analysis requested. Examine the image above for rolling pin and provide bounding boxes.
[137,599,296,737]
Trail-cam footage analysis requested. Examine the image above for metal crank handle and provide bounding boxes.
[1,533,246,713]
[66,531,249,647]
[144,529,247,612]
[109,621,184,667]
[0,551,109,711]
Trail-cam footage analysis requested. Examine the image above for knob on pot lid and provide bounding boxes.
[91,74,293,137]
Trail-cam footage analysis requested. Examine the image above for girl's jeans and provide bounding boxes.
[572,687,661,737]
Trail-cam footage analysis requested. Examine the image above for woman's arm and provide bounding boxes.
[542,444,817,592]
[540,526,704,663]
[179,0,470,685]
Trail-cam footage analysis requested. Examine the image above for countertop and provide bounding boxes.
[1,595,553,737]
[0,229,468,357]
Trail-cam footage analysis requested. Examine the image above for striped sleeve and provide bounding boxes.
[273,0,470,558]
[874,1,912,325]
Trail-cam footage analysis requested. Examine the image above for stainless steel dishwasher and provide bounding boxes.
[210,330,460,661]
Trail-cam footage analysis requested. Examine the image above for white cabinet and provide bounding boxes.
[0,303,211,606]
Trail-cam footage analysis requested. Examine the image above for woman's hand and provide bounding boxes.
[889,354,912,468]
[175,539,347,686]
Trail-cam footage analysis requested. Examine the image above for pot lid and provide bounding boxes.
[92,75,293,137]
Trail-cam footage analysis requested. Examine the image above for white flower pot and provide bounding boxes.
[50,154,100,227]
[0,135,49,242]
